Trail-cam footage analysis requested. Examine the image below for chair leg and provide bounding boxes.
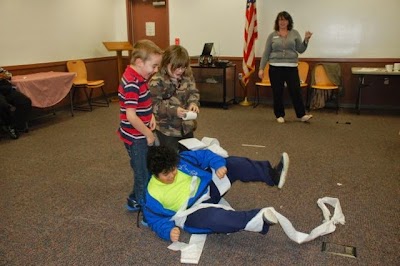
[253,86,260,108]
[73,86,92,112]
[336,89,339,114]
[90,86,110,108]
[101,86,109,107]
[99,86,109,107]
[70,87,74,117]
[307,88,312,111]
[136,209,142,228]
[88,88,94,110]
[83,87,92,111]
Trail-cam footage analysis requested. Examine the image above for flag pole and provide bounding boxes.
[240,97,252,106]
[239,80,252,106]
[241,0,257,107]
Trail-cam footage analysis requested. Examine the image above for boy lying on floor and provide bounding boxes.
[143,145,289,242]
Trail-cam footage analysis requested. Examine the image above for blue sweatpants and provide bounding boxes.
[185,156,275,234]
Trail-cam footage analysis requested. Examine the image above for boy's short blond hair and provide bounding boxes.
[130,39,163,65]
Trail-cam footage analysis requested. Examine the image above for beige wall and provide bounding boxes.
[169,0,400,58]
[0,0,127,66]
[2,0,399,68]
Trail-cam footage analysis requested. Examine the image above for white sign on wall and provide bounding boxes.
[146,22,156,37]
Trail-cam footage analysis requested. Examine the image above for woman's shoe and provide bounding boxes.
[276,117,285,123]
[300,114,313,122]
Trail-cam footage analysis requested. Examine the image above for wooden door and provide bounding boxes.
[127,0,170,50]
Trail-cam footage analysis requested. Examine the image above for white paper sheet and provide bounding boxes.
[178,137,229,157]
[178,138,207,150]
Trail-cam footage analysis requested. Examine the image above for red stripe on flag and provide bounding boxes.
[242,0,258,86]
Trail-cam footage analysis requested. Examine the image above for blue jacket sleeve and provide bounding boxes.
[180,149,226,172]
[143,194,177,241]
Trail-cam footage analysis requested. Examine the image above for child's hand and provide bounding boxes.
[146,133,155,146]
[216,166,227,179]
[177,107,187,118]
[149,114,156,131]
[170,227,180,242]
[188,103,199,113]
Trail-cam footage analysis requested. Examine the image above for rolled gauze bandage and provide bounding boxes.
[182,111,197,120]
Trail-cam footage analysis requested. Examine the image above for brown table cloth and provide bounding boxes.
[11,72,75,108]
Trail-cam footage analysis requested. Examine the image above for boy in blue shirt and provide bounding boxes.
[143,145,289,242]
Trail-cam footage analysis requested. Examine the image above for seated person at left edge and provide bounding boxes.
[0,68,32,139]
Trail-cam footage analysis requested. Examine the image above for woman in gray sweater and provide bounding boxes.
[258,11,313,123]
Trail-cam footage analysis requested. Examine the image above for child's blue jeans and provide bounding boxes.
[124,138,150,205]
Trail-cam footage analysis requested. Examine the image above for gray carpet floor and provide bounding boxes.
[1,102,399,266]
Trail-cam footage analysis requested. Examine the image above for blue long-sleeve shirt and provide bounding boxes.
[143,149,226,241]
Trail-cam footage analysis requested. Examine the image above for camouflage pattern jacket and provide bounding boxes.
[149,71,200,137]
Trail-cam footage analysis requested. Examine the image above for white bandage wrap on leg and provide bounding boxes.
[168,197,345,264]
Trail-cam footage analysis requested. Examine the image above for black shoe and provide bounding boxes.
[2,126,19,139]
[273,153,289,189]
[126,197,141,212]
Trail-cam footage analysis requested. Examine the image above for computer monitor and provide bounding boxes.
[201,43,213,56]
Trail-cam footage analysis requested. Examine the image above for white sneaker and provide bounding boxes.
[262,207,278,225]
[300,114,313,122]
[276,117,285,123]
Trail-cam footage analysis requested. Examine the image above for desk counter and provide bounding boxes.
[352,67,400,114]
[11,72,75,108]
[351,67,400,76]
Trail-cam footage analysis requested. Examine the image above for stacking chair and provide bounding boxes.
[253,64,270,108]
[298,61,310,107]
[309,64,340,113]
[66,60,109,113]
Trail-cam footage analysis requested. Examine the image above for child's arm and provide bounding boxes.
[143,195,178,241]
[126,108,155,145]
[180,149,226,172]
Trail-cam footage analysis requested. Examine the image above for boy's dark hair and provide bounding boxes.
[147,145,179,176]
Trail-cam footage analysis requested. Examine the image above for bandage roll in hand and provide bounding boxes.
[182,111,197,121]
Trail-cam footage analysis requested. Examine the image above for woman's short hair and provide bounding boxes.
[274,11,293,31]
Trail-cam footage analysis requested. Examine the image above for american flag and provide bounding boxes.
[242,0,258,86]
